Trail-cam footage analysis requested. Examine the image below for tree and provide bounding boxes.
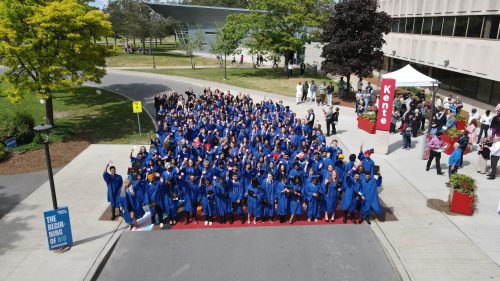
[0,0,113,126]
[321,0,392,95]
[223,0,331,72]
[211,20,244,79]
[183,28,203,69]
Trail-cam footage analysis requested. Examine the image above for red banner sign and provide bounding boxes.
[376,78,396,131]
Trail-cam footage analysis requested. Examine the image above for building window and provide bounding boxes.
[392,18,400,32]
[414,17,423,34]
[405,18,414,34]
[399,18,406,33]
[482,16,500,39]
[477,78,493,103]
[467,16,483,38]
[442,17,455,36]
[491,82,500,105]
[422,17,432,35]
[432,17,444,35]
[454,16,468,37]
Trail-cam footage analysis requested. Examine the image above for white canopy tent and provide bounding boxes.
[382,64,439,87]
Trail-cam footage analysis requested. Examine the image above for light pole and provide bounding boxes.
[34,124,58,210]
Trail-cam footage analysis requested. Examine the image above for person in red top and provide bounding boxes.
[426,132,445,175]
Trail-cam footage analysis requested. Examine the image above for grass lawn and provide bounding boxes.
[136,67,337,98]
[0,83,155,152]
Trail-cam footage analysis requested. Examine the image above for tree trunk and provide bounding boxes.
[224,54,227,80]
[114,35,117,46]
[133,37,136,47]
[105,36,109,46]
[159,37,162,45]
[142,37,146,55]
[45,96,54,126]
[93,36,96,44]
[155,36,157,47]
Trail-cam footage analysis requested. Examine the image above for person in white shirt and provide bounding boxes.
[477,110,493,144]
[468,108,479,124]
[487,136,500,180]
[296,81,302,105]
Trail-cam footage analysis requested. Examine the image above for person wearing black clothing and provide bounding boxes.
[302,81,309,102]
[300,61,306,76]
[323,106,334,136]
[331,107,339,135]
[307,108,315,128]
[435,108,447,131]
[457,130,469,167]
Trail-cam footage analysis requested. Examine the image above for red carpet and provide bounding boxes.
[170,209,362,230]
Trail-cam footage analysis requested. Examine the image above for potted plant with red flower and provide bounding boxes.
[449,173,477,215]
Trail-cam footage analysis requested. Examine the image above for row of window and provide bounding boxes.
[391,15,500,40]
[386,58,500,105]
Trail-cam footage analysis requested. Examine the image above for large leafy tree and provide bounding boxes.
[0,0,113,126]
[224,0,331,71]
[321,0,391,94]
[211,19,244,79]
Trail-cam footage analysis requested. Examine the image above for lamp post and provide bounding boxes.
[34,124,58,210]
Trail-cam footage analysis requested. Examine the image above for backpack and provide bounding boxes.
[405,127,412,136]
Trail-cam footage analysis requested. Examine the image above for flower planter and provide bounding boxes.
[357,117,376,134]
[442,133,469,155]
[456,120,466,130]
[450,191,474,215]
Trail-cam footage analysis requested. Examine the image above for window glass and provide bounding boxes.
[482,16,500,39]
[442,17,455,36]
[491,82,500,105]
[405,18,414,33]
[413,18,423,34]
[454,16,467,37]
[462,75,478,98]
[432,17,444,35]
[392,18,400,32]
[477,79,493,103]
[467,16,483,38]
[422,17,432,34]
[399,18,406,33]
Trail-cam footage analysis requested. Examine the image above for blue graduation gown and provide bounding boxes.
[132,179,146,206]
[358,152,375,177]
[305,183,322,219]
[322,179,339,214]
[200,184,216,216]
[214,182,228,216]
[119,189,145,225]
[289,183,304,215]
[360,176,382,216]
[261,180,277,217]
[181,179,199,213]
[276,182,290,215]
[162,182,178,219]
[340,175,362,212]
[246,185,264,218]
[103,172,123,208]
[228,180,244,215]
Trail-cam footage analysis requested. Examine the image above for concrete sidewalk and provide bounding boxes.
[1,70,499,281]
[0,145,133,281]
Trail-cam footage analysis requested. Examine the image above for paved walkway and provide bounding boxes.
[1,70,499,281]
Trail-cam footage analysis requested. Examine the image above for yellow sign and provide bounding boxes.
[132,101,142,113]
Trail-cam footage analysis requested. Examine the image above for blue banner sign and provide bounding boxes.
[43,207,73,250]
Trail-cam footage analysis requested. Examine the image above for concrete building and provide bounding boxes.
[379,0,500,106]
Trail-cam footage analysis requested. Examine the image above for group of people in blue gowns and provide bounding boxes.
[103,88,384,228]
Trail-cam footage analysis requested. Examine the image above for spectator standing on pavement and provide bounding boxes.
[453,97,464,115]
[302,81,309,102]
[309,80,317,104]
[287,60,293,78]
[307,108,315,128]
[457,130,469,167]
[426,132,445,175]
[477,137,492,175]
[487,136,500,180]
[477,110,493,144]
[300,61,306,76]
[326,82,334,106]
[318,82,327,106]
[103,162,123,220]
[357,77,363,91]
[466,119,478,146]
[296,81,302,105]
[323,105,334,136]
[448,143,462,178]
[468,108,479,124]
[363,85,372,112]
[240,54,244,64]
[490,104,500,137]
[355,89,363,115]
[338,77,346,99]
[401,116,412,150]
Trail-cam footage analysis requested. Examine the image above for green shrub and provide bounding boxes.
[0,111,36,145]
[450,173,477,196]
[445,128,461,138]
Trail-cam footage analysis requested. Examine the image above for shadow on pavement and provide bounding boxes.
[0,203,36,255]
